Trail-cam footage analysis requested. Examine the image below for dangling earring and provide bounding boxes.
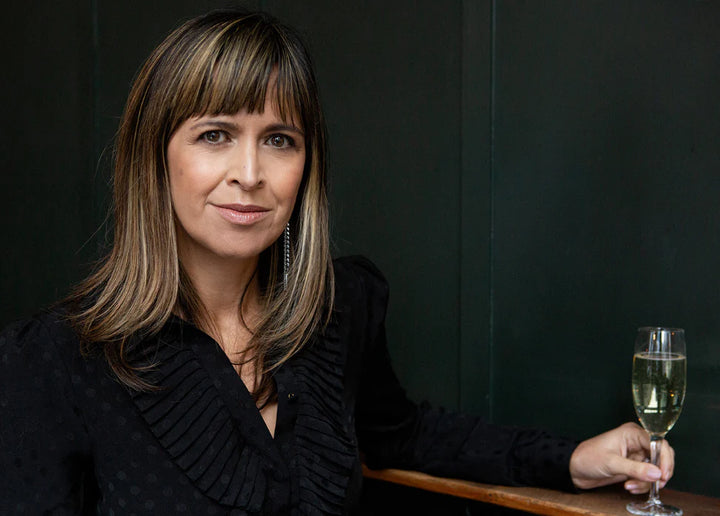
[283,223,291,288]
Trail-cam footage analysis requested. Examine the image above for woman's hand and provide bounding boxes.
[569,422,675,493]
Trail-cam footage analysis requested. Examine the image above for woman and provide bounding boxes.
[0,10,673,515]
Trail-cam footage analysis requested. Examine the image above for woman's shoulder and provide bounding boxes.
[332,255,389,295]
[0,308,81,361]
[331,256,390,325]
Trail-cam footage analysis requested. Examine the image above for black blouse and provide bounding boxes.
[0,256,577,515]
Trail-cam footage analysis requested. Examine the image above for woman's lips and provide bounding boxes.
[213,203,270,225]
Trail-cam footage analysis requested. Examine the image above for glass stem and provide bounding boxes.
[648,436,662,504]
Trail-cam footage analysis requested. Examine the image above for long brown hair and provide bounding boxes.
[68,10,334,398]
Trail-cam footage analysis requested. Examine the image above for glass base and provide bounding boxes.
[627,500,682,516]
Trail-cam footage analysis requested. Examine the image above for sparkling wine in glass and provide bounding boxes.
[627,327,686,516]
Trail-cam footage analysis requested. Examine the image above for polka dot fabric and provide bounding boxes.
[0,257,578,514]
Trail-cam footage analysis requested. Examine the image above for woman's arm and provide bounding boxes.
[346,257,576,490]
[347,257,674,493]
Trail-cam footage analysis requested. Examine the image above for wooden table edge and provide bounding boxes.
[362,465,720,516]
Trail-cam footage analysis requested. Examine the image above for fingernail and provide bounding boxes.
[626,482,638,491]
[648,469,662,481]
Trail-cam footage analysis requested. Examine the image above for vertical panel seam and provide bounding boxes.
[91,0,100,253]
[458,0,465,411]
[488,0,497,423]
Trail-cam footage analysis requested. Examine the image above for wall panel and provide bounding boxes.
[492,1,720,495]
[268,0,466,408]
[0,1,95,323]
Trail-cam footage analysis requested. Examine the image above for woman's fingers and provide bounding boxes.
[659,439,675,482]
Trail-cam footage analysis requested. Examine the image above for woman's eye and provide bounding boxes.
[201,130,226,144]
[267,134,294,148]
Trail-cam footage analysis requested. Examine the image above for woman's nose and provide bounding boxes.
[226,142,262,190]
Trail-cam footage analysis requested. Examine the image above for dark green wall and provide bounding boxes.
[491,3,720,499]
[2,1,718,498]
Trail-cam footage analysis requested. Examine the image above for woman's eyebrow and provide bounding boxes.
[266,123,305,136]
[188,119,238,132]
[187,119,304,136]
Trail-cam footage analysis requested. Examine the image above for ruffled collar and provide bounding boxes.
[127,313,358,514]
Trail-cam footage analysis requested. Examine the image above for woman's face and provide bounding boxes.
[166,98,305,265]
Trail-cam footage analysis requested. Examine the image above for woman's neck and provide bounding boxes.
[179,245,260,354]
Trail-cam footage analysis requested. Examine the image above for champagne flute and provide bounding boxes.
[627,327,686,516]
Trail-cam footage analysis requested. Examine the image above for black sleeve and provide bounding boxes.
[347,257,578,491]
[0,316,93,514]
